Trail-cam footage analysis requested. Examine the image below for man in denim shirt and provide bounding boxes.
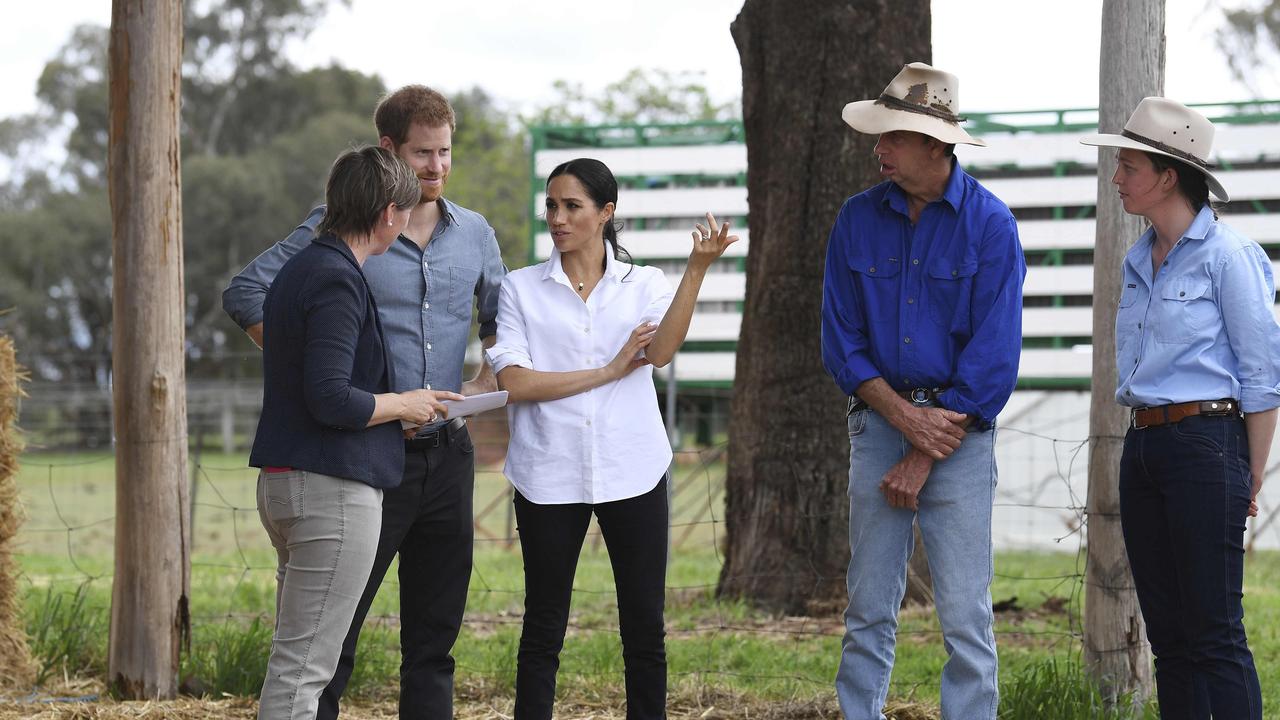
[223,85,506,720]
[821,63,1024,720]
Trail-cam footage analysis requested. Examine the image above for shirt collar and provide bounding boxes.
[436,197,458,226]
[882,157,965,216]
[1125,204,1217,274]
[543,246,630,283]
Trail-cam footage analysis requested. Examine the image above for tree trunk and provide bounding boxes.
[1084,0,1162,705]
[717,0,930,614]
[107,0,190,700]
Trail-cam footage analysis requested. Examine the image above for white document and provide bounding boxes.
[442,390,508,418]
[400,390,509,430]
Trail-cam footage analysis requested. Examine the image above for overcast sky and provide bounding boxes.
[0,1,1274,123]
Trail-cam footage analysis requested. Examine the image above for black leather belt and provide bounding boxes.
[405,416,466,450]
[848,387,947,416]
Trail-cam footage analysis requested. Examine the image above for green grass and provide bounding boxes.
[9,450,1280,717]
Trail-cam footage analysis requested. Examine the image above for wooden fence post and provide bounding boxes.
[1084,0,1163,706]
[107,0,190,699]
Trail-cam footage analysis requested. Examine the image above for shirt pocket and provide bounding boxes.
[1153,276,1215,344]
[448,266,480,320]
[926,257,978,327]
[1114,283,1145,367]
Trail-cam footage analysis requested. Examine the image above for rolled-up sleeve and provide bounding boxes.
[475,223,508,340]
[300,268,377,429]
[485,277,533,374]
[1218,244,1280,413]
[821,202,881,396]
[938,214,1025,427]
[223,206,325,330]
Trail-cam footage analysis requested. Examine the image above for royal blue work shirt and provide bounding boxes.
[223,198,507,429]
[821,159,1025,427]
[1116,205,1280,413]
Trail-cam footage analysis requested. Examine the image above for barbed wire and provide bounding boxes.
[11,411,1280,703]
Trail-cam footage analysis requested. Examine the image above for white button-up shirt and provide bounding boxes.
[486,249,675,504]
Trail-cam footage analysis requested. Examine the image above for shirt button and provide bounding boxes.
[426,343,433,351]
[951,270,958,277]
[426,384,432,390]
[585,419,592,426]
[869,267,877,273]
[904,337,911,344]
[912,258,920,265]
[907,297,914,304]
[423,302,430,309]
[904,377,911,384]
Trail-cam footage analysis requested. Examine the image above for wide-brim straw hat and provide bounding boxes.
[1079,96,1229,202]
[841,62,986,147]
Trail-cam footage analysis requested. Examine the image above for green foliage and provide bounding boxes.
[528,68,739,127]
[25,584,108,685]
[181,616,274,697]
[1217,1,1280,94]
[998,658,1159,720]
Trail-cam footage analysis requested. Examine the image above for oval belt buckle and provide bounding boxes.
[909,387,930,404]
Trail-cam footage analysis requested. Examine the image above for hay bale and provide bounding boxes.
[0,333,36,690]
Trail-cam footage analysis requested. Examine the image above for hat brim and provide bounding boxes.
[842,100,987,147]
[1080,132,1229,202]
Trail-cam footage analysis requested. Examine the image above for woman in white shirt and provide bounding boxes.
[486,158,737,719]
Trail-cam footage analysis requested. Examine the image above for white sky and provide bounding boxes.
[0,0,1275,123]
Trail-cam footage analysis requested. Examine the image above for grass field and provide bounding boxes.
[7,450,1280,718]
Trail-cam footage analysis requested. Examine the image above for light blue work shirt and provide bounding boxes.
[223,199,507,428]
[1116,205,1280,413]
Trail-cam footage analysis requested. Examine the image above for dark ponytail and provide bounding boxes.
[547,158,632,271]
[1145,152,1217,219]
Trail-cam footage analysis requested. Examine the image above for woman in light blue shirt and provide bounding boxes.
[1082,98,1279,720]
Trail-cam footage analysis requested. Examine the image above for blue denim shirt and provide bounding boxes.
[223,199,507,427]
[821,160,1026,427]
[1116,205,1280,413]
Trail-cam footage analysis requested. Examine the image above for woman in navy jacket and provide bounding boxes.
[249,146,457,720]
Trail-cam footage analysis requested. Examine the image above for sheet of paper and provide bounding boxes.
[400,390,509,430]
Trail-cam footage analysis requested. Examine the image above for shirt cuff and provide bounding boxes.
[485,346,531,375]
[936,389,994,430]
[835,355,881,397]
[1239,384,1280,414]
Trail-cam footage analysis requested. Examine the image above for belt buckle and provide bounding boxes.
[908,387,931,404]
[1131,407,1149,430]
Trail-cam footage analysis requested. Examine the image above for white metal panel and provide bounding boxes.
[652,352,737,383]
[535,144,748,177]
[965,122,1280,169]
[1023,307,1092,336]
[1019,348,1092,378]
[666,272,745,302]
[686,313,742,342]
[536,186,748,220]
[535,229,751,260]
[1018,219,1097,251]
[987,168,1280,209]
[1025,265,1096,295]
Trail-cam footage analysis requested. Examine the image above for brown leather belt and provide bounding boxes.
[1130,399,1239,430]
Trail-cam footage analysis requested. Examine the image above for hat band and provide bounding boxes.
[1121,129,1212,170]
[876,94,965,126]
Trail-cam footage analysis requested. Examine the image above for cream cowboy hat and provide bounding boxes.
[841,62,986,147]
[1079,96,1228,202]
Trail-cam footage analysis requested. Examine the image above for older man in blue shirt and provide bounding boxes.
[821,63,1025,720]
[223,85,506,720]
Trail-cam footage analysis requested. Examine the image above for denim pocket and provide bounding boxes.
[1172,417,1226,456]
[448,266,480,320]
[847,409,868,438]
[263,470,306,527]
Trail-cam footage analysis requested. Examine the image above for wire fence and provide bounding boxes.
[10,385,1280,704]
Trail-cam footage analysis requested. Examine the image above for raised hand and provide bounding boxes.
[689,212,740,272]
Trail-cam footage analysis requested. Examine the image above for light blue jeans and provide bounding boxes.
[255,469,382,720]
[836,406,998,720]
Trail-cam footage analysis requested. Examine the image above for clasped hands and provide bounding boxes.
[879,404,968,511]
